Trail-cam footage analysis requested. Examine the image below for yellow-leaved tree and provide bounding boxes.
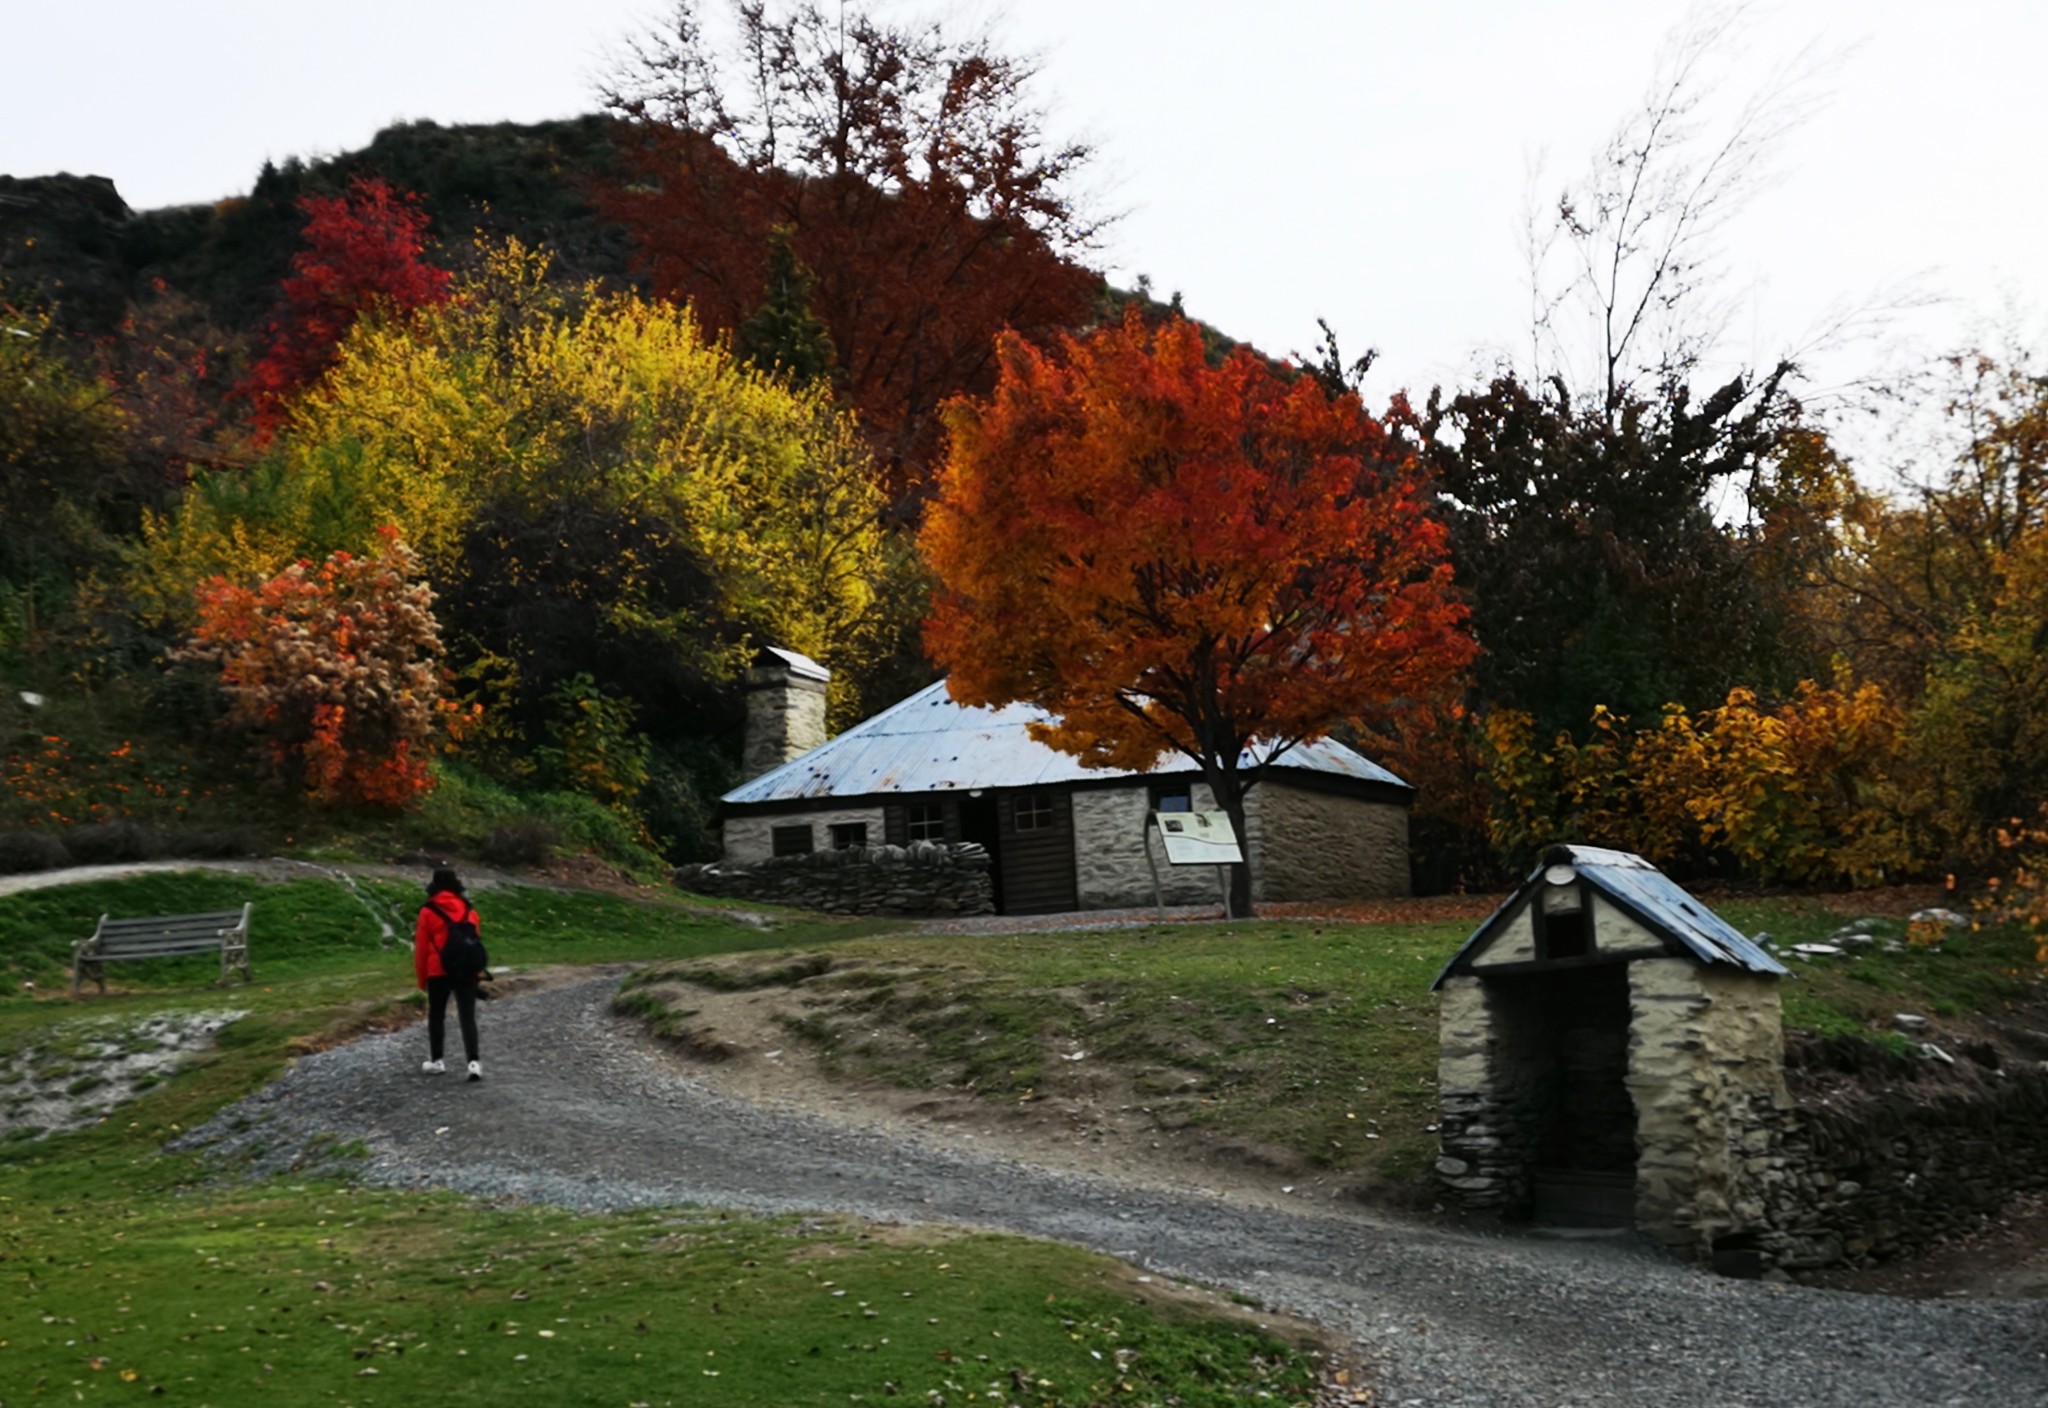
[1482,680,1917,886]
[140,241,888,709]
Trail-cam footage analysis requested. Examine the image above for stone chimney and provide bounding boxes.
[742,646,831,779]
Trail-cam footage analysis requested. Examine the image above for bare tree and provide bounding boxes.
[1523,3,1835,425]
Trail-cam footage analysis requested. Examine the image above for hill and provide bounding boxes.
[1,116,639,339]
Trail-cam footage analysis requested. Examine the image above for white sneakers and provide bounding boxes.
[424,1057,483,1080]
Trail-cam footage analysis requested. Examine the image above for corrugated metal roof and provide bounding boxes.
[722,678,1412,806]
[1433,843,1787,986]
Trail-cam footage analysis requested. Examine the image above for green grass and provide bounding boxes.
[1710,896,2044,1041]
[630,917,1471,1189]
[0,873,1334,1404]
[0,871,896,1000]
[0,1181,1318,1406]
[626,899,2048,1194]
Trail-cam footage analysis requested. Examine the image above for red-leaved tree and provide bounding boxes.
[599,1,1102,508]
[239,175,451,441]
[922,314,1477,911]
[173,528,474,808]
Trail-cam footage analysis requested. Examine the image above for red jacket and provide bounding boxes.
[414,890,479,989]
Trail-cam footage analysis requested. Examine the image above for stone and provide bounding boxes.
[1892,1013,1929,1034]
[1434,1155,1471,1177]
[1908,907,1969,930]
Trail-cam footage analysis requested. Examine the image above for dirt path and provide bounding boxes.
[184,972,2048,1408]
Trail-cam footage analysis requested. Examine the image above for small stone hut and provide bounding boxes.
[1432,845,1790,1259]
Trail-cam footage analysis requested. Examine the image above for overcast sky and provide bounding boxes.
[8,1,2043,465]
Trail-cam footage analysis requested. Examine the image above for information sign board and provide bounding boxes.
[1151,810,1244,866]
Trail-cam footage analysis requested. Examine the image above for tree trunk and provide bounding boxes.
[1205,765,1255,919]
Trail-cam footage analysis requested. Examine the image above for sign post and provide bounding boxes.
[1144,810,1245,920]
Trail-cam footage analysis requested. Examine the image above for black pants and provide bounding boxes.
[427,975,480,1063]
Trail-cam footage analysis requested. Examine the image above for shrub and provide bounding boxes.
[171,529,476,808]
[478,820,560,868]
[0,830,70,874]
[61,820,160,864]
[158,826,253,859]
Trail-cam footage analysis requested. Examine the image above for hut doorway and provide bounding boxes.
[1490,964,1637,1226]
[958,794,1005,912]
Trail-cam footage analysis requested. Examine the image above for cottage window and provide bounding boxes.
[906,802,946,842]
[831,822,868,850]
[1151,781,1193,813]
[771,824,814,857]
[1014,792,1055,831]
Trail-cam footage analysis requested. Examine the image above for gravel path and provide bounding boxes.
[182,972,2048,1408]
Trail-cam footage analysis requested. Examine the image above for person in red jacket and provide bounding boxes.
[414,867,483,1081]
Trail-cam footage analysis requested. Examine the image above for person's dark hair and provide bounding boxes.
[427,866,465,897]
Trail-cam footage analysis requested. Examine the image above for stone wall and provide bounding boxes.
[1625,959,1790,1256]
[673,841,993,917]
[1736,1064,2048,1273]
[1251,783,1410,902]
[1071,784,1223,909]
[1435,975,1555,1212]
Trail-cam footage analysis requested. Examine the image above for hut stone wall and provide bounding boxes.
[1624,959,1790,1255]
[1071,783,1223,909]
[1251,783,1411,902]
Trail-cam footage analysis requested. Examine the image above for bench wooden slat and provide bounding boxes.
[98,919,244,937]
[99,930,237,943]
[99,940,236,956]
[100,912,246,931]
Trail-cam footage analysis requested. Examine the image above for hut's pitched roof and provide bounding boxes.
[1432,844,1788,987]
[722,679,1410,807]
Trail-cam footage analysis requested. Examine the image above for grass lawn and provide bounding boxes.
[625,915,1477,1191]
[1710,894,2044,1043]
[0,872,1332,1406]
[625,894,2048,1194]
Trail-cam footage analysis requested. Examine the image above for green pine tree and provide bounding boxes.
[735,226,837,387]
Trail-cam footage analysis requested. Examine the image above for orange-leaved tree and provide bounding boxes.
[172,528,473,808]
[922,313,1475,911]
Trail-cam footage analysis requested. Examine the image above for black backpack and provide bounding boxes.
[429,905,489,983]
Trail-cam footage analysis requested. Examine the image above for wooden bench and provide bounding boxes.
[71,904,253,997]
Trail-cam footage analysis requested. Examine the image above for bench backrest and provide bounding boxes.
[92,908,248,958]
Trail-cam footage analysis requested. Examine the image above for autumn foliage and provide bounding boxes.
[239,176,451,441]
[1483,681,1915,885]
[600,1,1101,503]
[923,314,1475,903]
[173,529,471,807]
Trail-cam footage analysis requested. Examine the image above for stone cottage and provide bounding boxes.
[1432,844,1791,1259]
[719,649,1415,915]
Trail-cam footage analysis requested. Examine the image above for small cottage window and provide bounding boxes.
[1015,793,1055,831]
[831,822,868,850]
[1151,781,1193,813]
[771,824,814,857]
[906,802,946,842]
